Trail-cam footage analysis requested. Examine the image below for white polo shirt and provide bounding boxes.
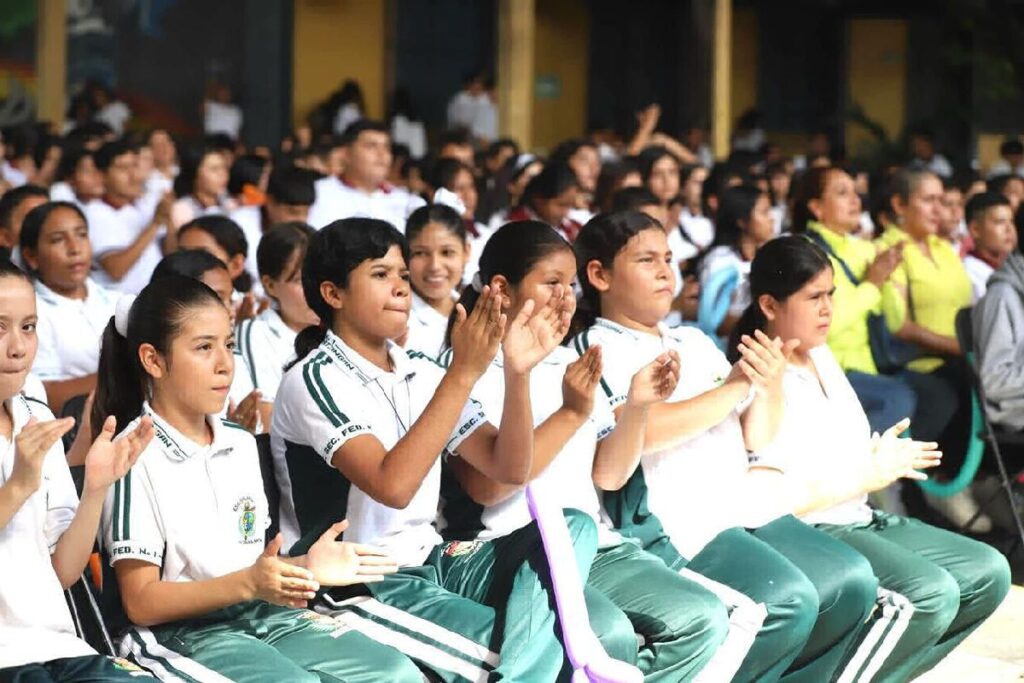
[84,199,163,294]
[0,395,95,668]
[170,196,229,232]
[271,331,486,567]
[229,205,263,293]
[20,374,48,405]
[439,346,621,547]
[575,319,757,558]
[307,177,425,231]
[680,209,715,251]
[963,253,996,303]
[236,308,297,403]
[751,345,873,526]
[403,292,453,359]
[103,404,270,581]
[32,278,119,381]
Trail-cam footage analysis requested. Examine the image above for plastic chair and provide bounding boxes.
[696,266,740,349]
[525,485,643,683]
[918,307,1024,549]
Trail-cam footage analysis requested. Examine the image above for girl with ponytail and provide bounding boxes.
[93,272,413,681]
[271,216,597,681]
[746,235,1009,682]
[572,212,883,682]
[439,220,739,680]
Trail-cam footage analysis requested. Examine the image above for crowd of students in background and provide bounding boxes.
[2,84,1024,681]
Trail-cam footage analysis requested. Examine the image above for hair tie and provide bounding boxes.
[433,188,467,217]
[114,294,137,337]
[470,271,483,293]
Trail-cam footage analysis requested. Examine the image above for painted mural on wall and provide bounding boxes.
[0,0,243,135]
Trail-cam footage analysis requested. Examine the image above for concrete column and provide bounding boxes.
[497,0,536,148]
[35,0,66,127]
[711,0,732,160]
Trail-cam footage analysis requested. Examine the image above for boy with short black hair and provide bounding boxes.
[84,140,176,293]
[963,191,1016,301]
[306,120,424,230]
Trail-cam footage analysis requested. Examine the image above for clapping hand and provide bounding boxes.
[502,284,574,374]
[83,416,155,494]
[304,520,399,587]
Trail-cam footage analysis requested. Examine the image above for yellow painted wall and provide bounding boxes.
[846,19,907,157]
[292,0,386,128]
[532,0,589,152]
[730,7,757,127]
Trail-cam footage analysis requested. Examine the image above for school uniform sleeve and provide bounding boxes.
[571,330,631,410]
[278,359,377,464]
[102,462,165,567]
[591,388,618,441]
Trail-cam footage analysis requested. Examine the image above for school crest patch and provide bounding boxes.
[109,657,147,675]
[299,610,342,633]
[233,496,259,543]
[443,540,484,558]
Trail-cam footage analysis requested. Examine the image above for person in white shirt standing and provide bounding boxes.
[307,120,425,231]
[20,202,120,415]
[84,140,176,294]
[0,259,156,682]
[446,71,497,145]
[962,191,1017,302]
[202,83,243,141]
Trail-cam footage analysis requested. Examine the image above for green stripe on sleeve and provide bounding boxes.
[302,356,343,427]
[242,319,258,387]
[112,479,122,542]
[122,471,132,540]
[312,361,350,425]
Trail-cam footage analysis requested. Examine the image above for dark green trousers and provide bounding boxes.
[584,541,729,681]
[817,510,1010,682]
[318,509,599,682]
[122,601,422,682]
[0,656,154,682]
[751,515,879,682]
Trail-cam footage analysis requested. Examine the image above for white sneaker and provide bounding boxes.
[923,489,994,533]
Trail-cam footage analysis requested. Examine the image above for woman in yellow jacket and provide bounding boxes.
[791,166,917,433]
[875,170,973,475]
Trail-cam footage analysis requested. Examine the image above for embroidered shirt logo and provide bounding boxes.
[443,540,484,558]
[234,497,259,543]
[299,610,342,633]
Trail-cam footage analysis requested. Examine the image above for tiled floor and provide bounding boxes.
[915,585,1024,682]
